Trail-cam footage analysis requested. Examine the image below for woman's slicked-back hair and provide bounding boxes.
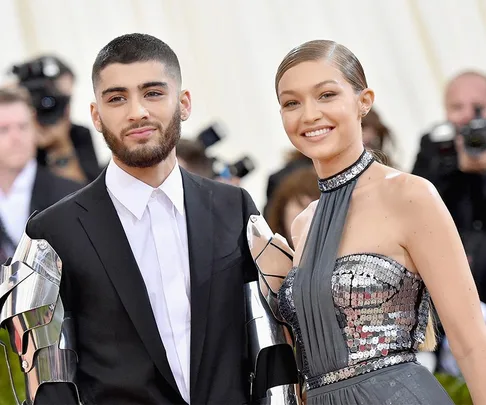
[275,40,368,97]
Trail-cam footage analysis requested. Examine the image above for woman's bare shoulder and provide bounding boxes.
[374,168,444,223]
[380,169,439,201]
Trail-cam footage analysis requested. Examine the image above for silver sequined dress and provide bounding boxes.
[278,150,453,404]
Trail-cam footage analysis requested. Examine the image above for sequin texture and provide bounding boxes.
[318,150,374,193]
[278,267,310,375]
[278,253,430,390]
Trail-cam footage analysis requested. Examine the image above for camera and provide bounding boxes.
[197,124,256,179]
[460,105,486,156]
[10,56,70,126]
[212,155,256,179]
[425,107,486,175]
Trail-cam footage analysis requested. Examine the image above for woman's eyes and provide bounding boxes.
[282,92,336,108]
[319,92,336,99]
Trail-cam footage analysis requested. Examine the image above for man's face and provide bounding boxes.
[446,74,486,129]
[0,102,36,172]
[90,61,191,168]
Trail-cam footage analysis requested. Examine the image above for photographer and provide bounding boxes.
[11,55,102,184]
[412,70,486,302]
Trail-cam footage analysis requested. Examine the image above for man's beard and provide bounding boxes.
[101,108,181,168]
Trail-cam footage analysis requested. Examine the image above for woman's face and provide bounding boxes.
[277,59,373,161]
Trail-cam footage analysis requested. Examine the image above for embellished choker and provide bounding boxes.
[318,150,375,193]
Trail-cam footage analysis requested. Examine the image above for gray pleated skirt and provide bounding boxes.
[305,362,454,405]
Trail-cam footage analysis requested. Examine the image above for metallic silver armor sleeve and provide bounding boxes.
[245,215,299,405]
[0,229,80,405]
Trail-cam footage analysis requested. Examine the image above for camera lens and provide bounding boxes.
[40,96,56,109]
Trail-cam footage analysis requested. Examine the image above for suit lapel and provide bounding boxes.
[74,171,181,397]
[181,170,214,396]
[30,167,50,213]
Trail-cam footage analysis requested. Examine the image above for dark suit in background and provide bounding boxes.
[0,165,81,262]
[29,168,258,404]
[412,133,486,302]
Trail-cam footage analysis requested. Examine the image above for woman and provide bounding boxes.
[273,40,486,404]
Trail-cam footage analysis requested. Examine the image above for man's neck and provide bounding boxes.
[0,169,22,195]
[113,150,177,188]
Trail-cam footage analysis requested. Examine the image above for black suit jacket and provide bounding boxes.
[30,165,82,213]
[412,133,486,304]
[27,168,259,405]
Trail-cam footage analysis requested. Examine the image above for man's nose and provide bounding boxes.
[128,100,149,121]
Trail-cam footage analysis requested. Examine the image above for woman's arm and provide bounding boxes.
[400,174,486,404]
[291,200,318,267]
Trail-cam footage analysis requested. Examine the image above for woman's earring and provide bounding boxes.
[361,109,368,117]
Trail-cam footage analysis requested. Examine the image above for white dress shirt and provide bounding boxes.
[0,159,37,248]
[106,159,191,403]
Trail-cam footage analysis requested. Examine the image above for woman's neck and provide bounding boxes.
[313,142,365,180]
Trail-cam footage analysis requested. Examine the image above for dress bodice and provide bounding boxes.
[278,253,430,382]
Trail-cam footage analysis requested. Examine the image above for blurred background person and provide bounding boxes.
[265,165,319,249]
[412,70,486,303]
[362,107,397,168]
[176,137,217,179]
[411,70,486,382]
[0,87,81,263]
[265,149,312,213]
[9,55,102,184]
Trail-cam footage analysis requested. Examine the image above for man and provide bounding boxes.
[27,33,259,404]
[412,71,486,301]
[0,87,81,262]
[413,71,486,182]
[412,71,486,373]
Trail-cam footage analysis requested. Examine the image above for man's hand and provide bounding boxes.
[455,135,486,173]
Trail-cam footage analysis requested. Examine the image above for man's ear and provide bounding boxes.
[179,90,192,121]
[90,102,102,132]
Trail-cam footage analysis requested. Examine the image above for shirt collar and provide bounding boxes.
[159,160,185,216]
[105,159,185,221]
[12,159,37,193]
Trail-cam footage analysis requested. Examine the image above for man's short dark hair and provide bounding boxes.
[91,33,182,89]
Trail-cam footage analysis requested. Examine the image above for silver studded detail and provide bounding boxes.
[318,150,374,193]
[38,240,48,250]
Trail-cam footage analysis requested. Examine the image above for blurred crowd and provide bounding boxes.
[1,53,486,382]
